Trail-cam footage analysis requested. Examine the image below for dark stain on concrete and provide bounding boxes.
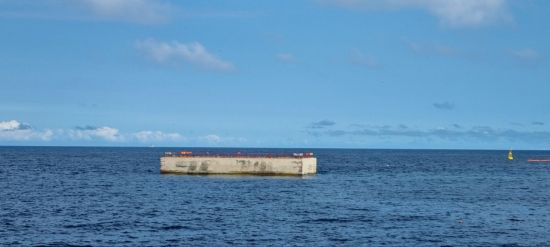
[175,161,188,168]
[238,160,252,170]
[189,161,197,171]
[200,162,209,172]
[259,162,267,171]
[237,160,251,165]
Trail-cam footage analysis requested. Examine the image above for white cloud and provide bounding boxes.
[79,0,171,24]
[0,120,25,131]
[321,0,510,27]
[276,53,296,63]
[133,130,184,142]
[136,39,235,72]
[0,120,246,145]
[0,129,54,141]
[427,0,508,27]
[69,126,122,141]
[0,120,53,141]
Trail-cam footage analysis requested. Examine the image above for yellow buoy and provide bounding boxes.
[508,149,514,161]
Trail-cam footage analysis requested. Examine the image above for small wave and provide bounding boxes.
[507,218,524,222]
[348,207,377,212]
[328,238,350,243]
[303,217,373,224]
[499,244,526,247]
[32,243,93,247]
[159,225,191,230]
[63,221,125,230]
[390,215,438,222]
[63,223,94,229]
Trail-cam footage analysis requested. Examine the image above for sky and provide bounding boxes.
[1,0,549,149]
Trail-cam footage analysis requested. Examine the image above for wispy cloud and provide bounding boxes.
[69,126,122,141]
[199,134,222,144]
[407,41,458,57]
[308,120,336,129]
[320,0,510,27]
[433,101,455,110]
[133,130,184,142]
[197,134,246,145]
[532,121,545,126]
[309,124,550,143]
[262,32,285,45]
[136,39,235,72]
[512,48,542,64]
[0,0,173,24]
[350,49,379,68]
[276,53,296,63]
[0,120,53,141]
[63,127,186,143]
[79,0,172,24]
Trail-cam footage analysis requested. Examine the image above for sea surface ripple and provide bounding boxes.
[1,147,550,246]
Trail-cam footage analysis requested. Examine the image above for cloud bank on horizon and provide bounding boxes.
[3,119,550,149]
[0,120,222,146]
[0,120,54,141]
[307,121,550,145]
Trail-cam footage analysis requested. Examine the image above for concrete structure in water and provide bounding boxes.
[160,152,317,176]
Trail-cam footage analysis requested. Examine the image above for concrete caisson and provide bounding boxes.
[160,156,317,176]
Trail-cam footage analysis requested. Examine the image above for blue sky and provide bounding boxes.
[1,0,549,149]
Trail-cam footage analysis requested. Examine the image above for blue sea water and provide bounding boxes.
[1,147,550,246]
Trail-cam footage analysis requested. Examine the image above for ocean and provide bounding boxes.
[1,147,549,246]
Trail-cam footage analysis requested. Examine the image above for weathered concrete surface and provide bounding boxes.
[160,156,317,176]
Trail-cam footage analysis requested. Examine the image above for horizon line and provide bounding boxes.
[0,145,546,151]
